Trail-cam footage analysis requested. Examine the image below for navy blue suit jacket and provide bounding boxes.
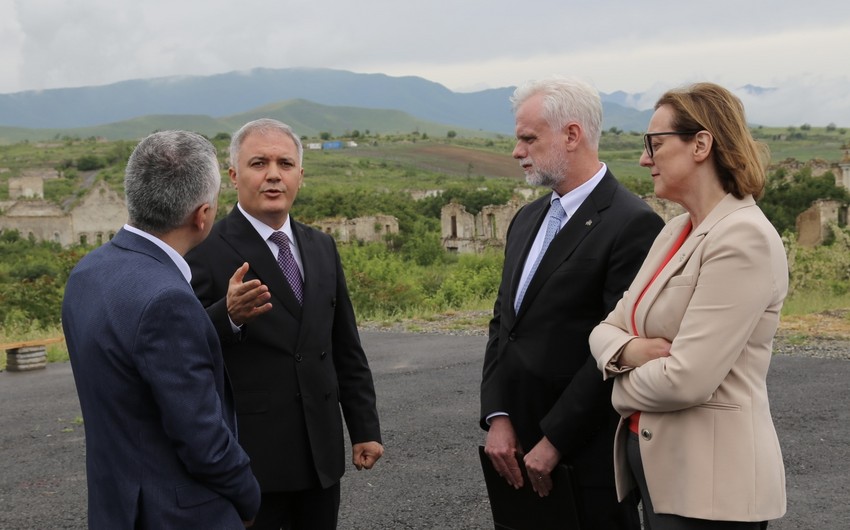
[62,228,260,529]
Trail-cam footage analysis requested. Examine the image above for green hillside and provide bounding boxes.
[0,99,501,144]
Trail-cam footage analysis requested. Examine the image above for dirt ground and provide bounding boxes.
[776,309,850,340]
[1,331,848,529]
[363,143,521,180]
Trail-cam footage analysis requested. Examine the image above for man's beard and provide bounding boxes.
[521,152,568,189]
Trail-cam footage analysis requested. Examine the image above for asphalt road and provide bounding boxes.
[1,332,848,529]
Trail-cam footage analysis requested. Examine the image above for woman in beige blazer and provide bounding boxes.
[590,83,787,529]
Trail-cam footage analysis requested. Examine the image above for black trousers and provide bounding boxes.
[574,484,641,530]
[626,433,768,530]
[251,482,341,530]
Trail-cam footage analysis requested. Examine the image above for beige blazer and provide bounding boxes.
[590,194,788,522]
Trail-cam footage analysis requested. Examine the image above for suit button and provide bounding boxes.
[320,351,327,360]
[508,333,516,341]
[295,354,303,362]
[640,429,653,441]
[325,392,331,400]
[296,393,302,402]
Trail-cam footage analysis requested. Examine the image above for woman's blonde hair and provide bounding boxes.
[656,82,769,199]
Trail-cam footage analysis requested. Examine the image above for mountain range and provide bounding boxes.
[0,67,655,140]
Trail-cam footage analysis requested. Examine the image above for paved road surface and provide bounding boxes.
[1,332,848,528]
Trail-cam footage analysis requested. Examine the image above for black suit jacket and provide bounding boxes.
[480,171,663,488]
[186,206,381,492]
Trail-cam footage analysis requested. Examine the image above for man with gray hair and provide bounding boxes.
[63,130,261,529]
[480,78,663,528]
[187,119,382,530]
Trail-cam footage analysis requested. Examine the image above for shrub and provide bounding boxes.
[76,154,106,171]
[785,225,850,299]
[432,251,502,307]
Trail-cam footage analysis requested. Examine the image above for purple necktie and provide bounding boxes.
[269,231,303,304]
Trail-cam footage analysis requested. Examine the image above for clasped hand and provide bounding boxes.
[484,417,559,497]
[619,337,672,368]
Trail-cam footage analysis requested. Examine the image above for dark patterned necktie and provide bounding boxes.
[269,231,303,304]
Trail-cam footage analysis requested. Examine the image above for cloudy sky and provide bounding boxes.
[2,0,849,126]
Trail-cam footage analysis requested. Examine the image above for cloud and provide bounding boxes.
[0,0,24,92]
[1,0,849,127]
[626,76,850,128]
[740,76,850,127]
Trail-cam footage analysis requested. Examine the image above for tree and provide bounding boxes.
[320,132,331,141]
[760,168,850,234]
[447,130,457,139]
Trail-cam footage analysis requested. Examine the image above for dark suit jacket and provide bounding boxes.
[186,206,381,492]
[62,228,260,529]
[480,171,664,488]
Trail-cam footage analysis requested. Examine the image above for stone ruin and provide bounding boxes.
[0,179,126,247]
[312,215,399,244]
[441,196,684,254]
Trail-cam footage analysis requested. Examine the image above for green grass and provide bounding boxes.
[751,126,850,161]
[782,291,850,317]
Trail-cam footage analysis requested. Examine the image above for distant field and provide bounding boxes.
[1,128,847,202]
[752,126,849,162]
[348,143,520,179]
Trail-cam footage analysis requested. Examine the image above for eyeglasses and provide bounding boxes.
[643,131,701,159]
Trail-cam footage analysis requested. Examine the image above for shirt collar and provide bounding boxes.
[551,163,607,218]
[123,224,192,283]
[237,203,295,243]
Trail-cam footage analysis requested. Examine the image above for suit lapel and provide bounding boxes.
[515,172,616,317]
[220,207,303,320]
[629,215,690,335]
[290,220,320,350]
[631,193,753,335]
[508,197,550,311]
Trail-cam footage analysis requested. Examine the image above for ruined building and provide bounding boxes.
[0,179,126,246]
[794,151,850,247]
[312,215,399,243]
[441,196,684,253]
[0,173,399,248]
[441,199,526,253]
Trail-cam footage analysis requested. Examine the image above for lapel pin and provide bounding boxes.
[585,220,592,226]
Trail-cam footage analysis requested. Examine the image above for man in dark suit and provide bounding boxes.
[480,77,664,529]
[62,131,261,529]
[186,119,383,530]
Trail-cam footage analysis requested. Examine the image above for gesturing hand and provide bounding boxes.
[226,262,272,326]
